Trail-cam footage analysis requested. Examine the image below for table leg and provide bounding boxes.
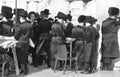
[70,42,72,68]
[12,44,19,76]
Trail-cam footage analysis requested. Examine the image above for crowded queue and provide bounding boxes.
[0,5,120,75]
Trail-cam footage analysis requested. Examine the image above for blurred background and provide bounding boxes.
[0,0,120,24]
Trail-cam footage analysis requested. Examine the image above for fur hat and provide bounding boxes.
[85,16,97,24]
[108,7,119,16]
[1,6,13,19]
[78,15,86,23]
[56,12,67,21]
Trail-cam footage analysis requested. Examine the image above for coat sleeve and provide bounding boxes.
[0,22,3,35]
[14,25,21,40]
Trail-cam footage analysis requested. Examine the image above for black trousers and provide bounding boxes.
[16,47,28,72]
[89,41,99,68]
[35,39,51,67]
[29,46,36,64]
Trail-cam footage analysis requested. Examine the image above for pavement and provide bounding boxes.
[6,64,120,77]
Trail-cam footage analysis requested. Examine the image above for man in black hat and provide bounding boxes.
[35,9,52,67]
[0,6,14,36]
[101,7,120,71]
[13,8,25,24]
[14,10,32,75]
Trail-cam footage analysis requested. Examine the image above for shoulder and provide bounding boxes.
[52,22,61,29]
[20,21,32,28]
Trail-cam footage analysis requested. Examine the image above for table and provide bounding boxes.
[0,36,19,76]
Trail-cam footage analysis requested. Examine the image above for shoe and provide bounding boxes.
[81,69,91,74]
[47,66,51,68]
[20,70,24,74]
[89,68,97,73]
[57,67,63,71]
[23,71,28,75]
[78,67,84,70]
[33,65,38,67]
[20,70,28,75]
[47,64,51,68]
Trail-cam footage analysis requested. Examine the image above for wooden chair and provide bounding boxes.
[54,38,80,74]
[64,38,78,74]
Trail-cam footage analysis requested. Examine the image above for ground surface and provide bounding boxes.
[6,64,120,77]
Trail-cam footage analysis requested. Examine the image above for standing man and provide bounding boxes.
[14,10,32,75]
[101,7,120,71]
[0,6,13,36]
[36,9,52,67]
[28,11,38,66]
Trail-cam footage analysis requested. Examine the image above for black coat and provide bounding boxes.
[0,20,13,36]
[101,18,120,58]
[37,19,52,35]
[65,22,74,37]
[14,21,32,52]
[14,21,32,64]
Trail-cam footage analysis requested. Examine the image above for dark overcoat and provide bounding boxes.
[101,18,120,58]
[14,21,32,64]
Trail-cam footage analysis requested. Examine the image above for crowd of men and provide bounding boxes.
[0,5,120,75]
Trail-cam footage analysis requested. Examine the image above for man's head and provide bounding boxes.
[42,9,50,19]
[28,11,36,21]
[19,10,28,22]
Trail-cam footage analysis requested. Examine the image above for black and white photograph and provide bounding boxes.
[0,0,120,77]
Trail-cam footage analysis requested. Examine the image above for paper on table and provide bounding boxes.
[0,36,15,40]
[0,41,12,48]
[66,37,76,43]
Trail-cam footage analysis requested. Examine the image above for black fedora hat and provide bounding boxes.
[43,9,50,15]
[13,8,24,15]
[19,10,28,17]
[56,12,67,21]
[1,6,12,14]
